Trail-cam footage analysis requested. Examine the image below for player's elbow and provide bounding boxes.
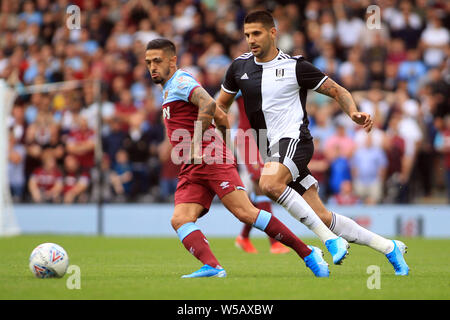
[339,86,352,98]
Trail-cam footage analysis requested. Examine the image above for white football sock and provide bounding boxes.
[330,212,394,254]
[277,186,337,243]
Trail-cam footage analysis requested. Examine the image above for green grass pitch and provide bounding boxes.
[0,235,449,300]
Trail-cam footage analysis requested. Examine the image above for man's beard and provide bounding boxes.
[151,77,163,84]
[252,45,267,59]
[151,68,170,84]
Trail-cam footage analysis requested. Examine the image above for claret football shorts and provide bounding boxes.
[174,164,246,216]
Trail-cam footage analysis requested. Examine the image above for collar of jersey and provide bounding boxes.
[162,69,181,91]
[253,49,283,67]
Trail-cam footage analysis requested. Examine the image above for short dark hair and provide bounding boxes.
[146,38,176,56]
[244,10,275,29]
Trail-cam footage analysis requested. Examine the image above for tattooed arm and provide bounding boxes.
[188,86,217,162]
[316,78,373,132]
[190,86,217,135]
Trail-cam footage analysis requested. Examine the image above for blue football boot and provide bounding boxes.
[386,240,409,276]
[325,237,349,265]
[304,246,330,278]
[181,264,227,278]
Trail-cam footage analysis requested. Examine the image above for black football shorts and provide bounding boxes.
[267,137,318,195]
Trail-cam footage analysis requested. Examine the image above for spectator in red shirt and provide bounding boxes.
[62,154,90,204]
[28,149,63,203]
[329,180,361,205]
[66,116,96,171]
[308,138,329,201]
[114,89,138,131]
[386,38,407,66]
[384,112,407,203]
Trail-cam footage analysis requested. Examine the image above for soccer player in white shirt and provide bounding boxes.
[215,11,409,275]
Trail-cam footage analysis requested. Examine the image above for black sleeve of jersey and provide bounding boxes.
[221,61,239,94]
[295,57,328,90]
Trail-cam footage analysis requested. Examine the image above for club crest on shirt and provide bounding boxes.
[275,68,285,80]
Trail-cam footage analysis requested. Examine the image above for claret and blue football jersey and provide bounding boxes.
[161,69,235,177]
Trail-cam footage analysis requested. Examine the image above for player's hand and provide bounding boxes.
[351,111,373,132]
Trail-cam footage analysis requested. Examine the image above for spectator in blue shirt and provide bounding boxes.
[351,134,388,204]
[313,42,340,79]
[18,1,43,26]
[397,48,427,97]
[328,144,352,196]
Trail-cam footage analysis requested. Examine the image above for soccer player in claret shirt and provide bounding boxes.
[215,10,408,275]
[145,38,329,278]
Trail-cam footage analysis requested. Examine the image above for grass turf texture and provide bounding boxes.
[0,235,449,300]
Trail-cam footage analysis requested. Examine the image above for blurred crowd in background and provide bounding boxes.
[1,0,449,205]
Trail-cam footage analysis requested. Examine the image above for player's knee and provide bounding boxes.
[259,178,285,200]
[170,214,193,231]
[170,215,182,231]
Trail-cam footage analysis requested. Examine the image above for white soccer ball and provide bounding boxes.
[29,243,69,278]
